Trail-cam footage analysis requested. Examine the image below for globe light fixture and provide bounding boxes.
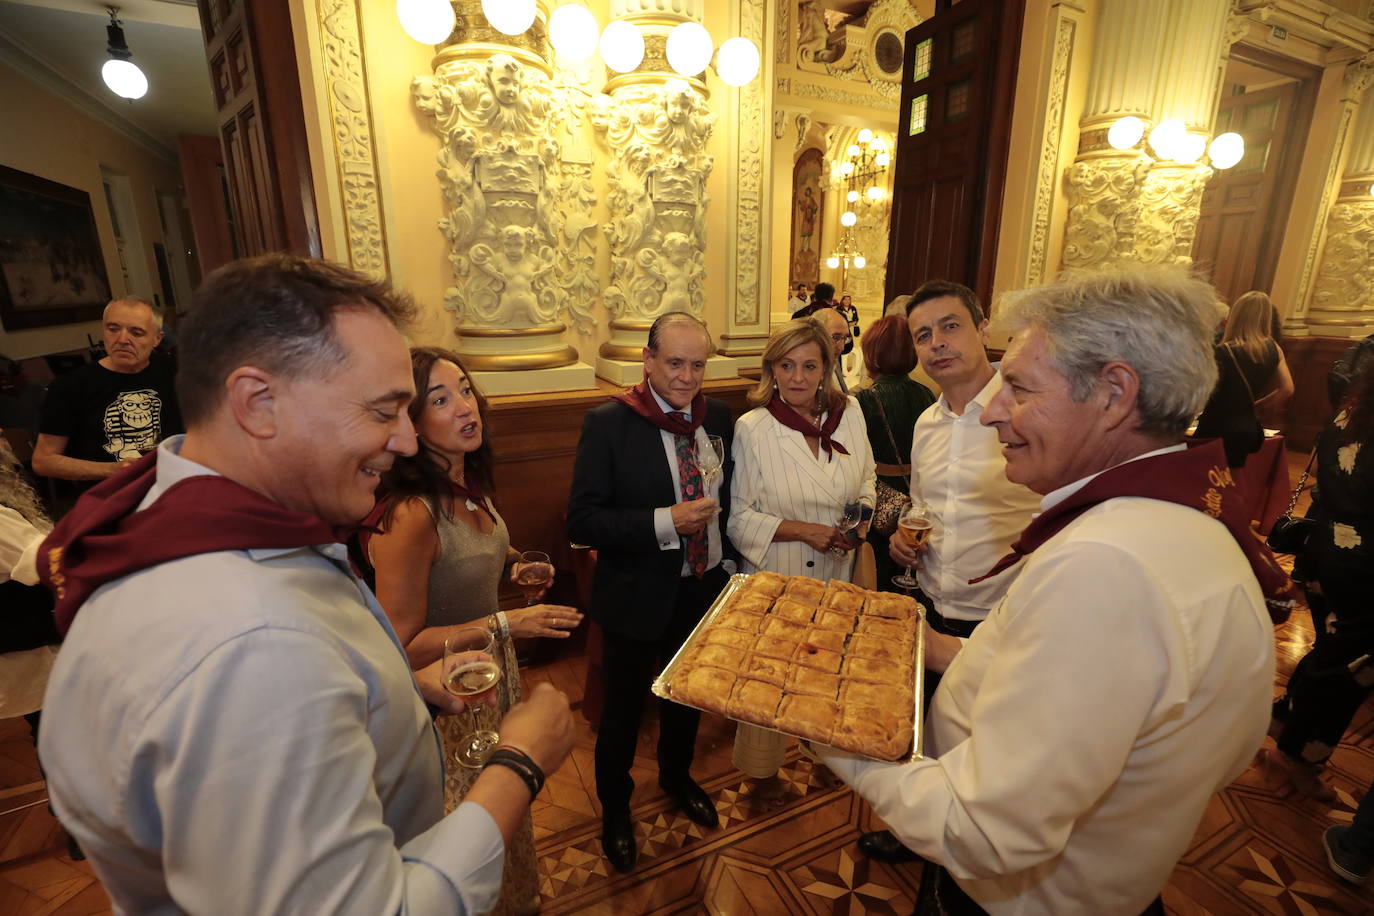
[852,255,866,269]
[666,21,713,76]
[549,4,599,61]
[599,19,644,73]
[826,256,841,269]
[482,0,535,36]
[847,144,860,157]
[715,36,760,87]
[875,151,890,167]
[1107,116,1145,151]
[846,189,859,203]
[101,9,147,100]
[1173,132,1207,164]
[866,186,883,200]
[397,0,455,43]
[857,128,873,144]
[1208,132,1245,170]
[1369,182,1374,198]
[839,161,854,176]
[840,211,857,227]
[1148,119,1185,160]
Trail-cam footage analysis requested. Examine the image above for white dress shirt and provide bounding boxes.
[0,505,55,719]
[40,437,505,915]
[647,387,724,575]
[911,372,1041,621]
[821,450,1275,914]
[728,396,876,582]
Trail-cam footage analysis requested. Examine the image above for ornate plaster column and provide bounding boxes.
[590,0,718,384]
[1309,71,1374,331]
[412,2,596,395]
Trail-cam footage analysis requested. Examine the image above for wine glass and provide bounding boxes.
[831,498,864,556]
[892,502,933,591]
[697,435,725,492]
[514,550,553,606]
[444,626,505,768]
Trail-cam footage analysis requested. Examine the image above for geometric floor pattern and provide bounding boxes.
[2,452,1373,913]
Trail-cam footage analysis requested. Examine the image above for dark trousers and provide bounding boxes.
[915,865,1164,915]
[1274,576,1374,765]
[915,589,980,707]
[594,567,727,817]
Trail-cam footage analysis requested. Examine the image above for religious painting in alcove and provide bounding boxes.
[791,147,826,286]
[0,165,112,331]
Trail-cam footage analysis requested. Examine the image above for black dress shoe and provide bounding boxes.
[660,778,720,828]
[858,829,920,863]
[601,814,637,873]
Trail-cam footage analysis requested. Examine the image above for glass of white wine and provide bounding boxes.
[513,549,554,606]
[698,434,725,491]
[444,626,505,768]
[892,502,933,591]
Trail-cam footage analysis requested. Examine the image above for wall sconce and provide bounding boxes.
[102,8,148,100]
[1112,116,1244,170]
[482,0,536,37]
[549,4,599,61]
[600,20,644,73]
[397,0,455,43]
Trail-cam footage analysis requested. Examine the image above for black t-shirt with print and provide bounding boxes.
[39,358,183,463]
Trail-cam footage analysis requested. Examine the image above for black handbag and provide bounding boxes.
[1266,446,1318,555]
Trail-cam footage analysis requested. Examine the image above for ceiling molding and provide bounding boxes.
[2,0,201,31]
[0,25,176,163]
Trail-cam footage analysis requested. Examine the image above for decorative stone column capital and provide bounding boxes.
[1344,54,1374,101]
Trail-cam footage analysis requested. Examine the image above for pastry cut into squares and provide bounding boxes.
[847,634,908,663]
[841,679,910,710]
[782,577,826,603]
[821,587,865,613]
[726,678,784,726]
[855,616,912,644]
[673,666,735,713]
[834,704,914,760]
[703,628,754,652]
[794,642,843,673]
[776,694,839,744]
[742,653,791,687]
[862,592,920,621]
[726,590,774,615]
[813,609,858,632]
[785,665,841,700]
[751,634,799,661]
[717,610,764,633]
[800,627,847,653]
[771,597,818,624]
[742,570,788,597]
[827,578,866,594]
[761,617,808,642]
[690,644,746,671]
[843,654,913,685]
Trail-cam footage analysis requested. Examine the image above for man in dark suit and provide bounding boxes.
[568,312,733,873]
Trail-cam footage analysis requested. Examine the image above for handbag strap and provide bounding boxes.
[1281,445,1318,519]
[871,391,911,490]
[1224,343,1257,405]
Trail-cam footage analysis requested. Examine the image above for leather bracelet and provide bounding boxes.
[483,747,545,799]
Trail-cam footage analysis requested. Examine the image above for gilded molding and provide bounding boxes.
[782,79,892,112]
[1132,164,1213,264]
[1345,55,1374,101]
[775,0,790,65]
[317,0,388,276]
[795,0,917,100]
[1028,16,1076,285]
[1295,103,1357,318]
[1311,200,1374,313]
[732,0,769,328]
[1062,155,1151,269]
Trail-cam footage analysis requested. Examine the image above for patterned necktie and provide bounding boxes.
[671,414,708,578]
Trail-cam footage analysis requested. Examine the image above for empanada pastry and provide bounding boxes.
[776,694,839,744]
[750,634,799,661]
[691,644,746,670]
[673,666,735,713]
[855,616,911,644]
[761,617,807,641]
[821,588,865,613]
[813,609,857,632]
[782,577,826,603]
[742,653,791,686]
[771,597,818,624]
[726,678,783,725]
[841,679,908,709]
[833,704,913,760]
[727,591,774,615]
[717,610,764,633]
[794,642,843,673]
[827,578,865,594]
[785,665,841,699]
[743,571,788,597]
[703,628,754,651]
[843,654,912,685]
[862,593,920,620]
[800,627,847,653]
[847,634,907,663]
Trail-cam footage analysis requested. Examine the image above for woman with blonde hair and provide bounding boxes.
[1194,290,1294,467]
[727,317,876,793]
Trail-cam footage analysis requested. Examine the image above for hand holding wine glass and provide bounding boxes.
[892,502,933,591]
[830,498,864,556]
[444,626,505,768]
[512,550,554,606]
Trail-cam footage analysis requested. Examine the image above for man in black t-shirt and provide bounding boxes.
[34,298,182,483]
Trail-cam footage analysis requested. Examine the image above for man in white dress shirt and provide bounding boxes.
[860,280,1041,864]
[823,267,1279,915]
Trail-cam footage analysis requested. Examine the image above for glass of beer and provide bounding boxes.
[892,503,933,591]
[444,626,505,768]
[514,550,554,606]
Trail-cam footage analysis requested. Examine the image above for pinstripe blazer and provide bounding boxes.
[727,396,876,581]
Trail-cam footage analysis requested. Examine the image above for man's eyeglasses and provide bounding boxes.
[830,333,849,344]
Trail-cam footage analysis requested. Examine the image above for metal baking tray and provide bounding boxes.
[651,573,924,762]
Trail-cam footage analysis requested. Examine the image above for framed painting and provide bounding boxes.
[0,165,112,331]
[790,148,825,287]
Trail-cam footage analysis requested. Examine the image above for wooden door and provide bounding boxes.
[885,0,1024,307]
[1192,81,1298,302]
[196,0,320,260]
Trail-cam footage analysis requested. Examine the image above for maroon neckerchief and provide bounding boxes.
[38,449,344,636]
[970,439,1295,623]
[767,396,851,460]
[611,379,706,435]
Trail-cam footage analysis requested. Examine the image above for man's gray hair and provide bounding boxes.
[1002,266,1219,437]
[646,311,713,352]
[105,297,164,331]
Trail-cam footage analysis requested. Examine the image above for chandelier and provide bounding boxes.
[827,129,890,270]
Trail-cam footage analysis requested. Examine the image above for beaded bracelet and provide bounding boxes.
[484,745,545,799]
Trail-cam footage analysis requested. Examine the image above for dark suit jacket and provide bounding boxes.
[567,397,735,642]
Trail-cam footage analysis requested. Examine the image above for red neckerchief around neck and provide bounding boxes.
[766,395,850,460]
[610,379,706,436]
[970,439,1295,623]
[39,449,345,635]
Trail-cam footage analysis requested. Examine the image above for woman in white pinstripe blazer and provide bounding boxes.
[726,318,877,787]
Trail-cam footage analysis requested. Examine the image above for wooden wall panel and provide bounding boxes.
[177,134,234,275]
[1278,336,1350,452]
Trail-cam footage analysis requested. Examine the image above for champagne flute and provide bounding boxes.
[514,549,553,606]
[697,434,725,492]
[892,502,933,591]
[831,498,863,556]
[444,626,505,768]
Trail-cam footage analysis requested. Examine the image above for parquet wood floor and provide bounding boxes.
[4,450,1372,914]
